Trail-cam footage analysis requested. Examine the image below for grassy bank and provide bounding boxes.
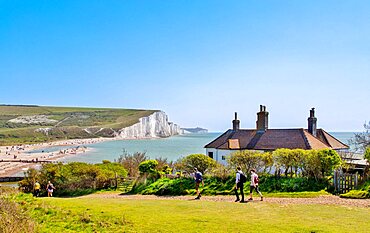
[340,180,370,199]
[131,176,329,196]
[9,193,370,233]
[0,105,156,145]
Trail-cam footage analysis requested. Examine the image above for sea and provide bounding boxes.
[33,132,357,164]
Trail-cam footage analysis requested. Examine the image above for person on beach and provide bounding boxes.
[46,181,55,197]
[193,168,204,200]
[235,167,246,202]
[249,169,263,201]
[34,181,41,197]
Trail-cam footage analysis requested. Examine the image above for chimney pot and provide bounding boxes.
[308,108,317,137]
[256,105,268,132]
[232,112,240,131]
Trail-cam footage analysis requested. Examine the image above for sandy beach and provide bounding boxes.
[0,137,116,177]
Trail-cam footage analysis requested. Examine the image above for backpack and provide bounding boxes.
[254,176,259,184]
[239,172,247,183]
[195,172,203,182]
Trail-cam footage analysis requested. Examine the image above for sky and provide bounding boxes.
[0,0,369,132]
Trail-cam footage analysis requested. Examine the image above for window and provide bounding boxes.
[222,156,226,160]
[208,152,214,159]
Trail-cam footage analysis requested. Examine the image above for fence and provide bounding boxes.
[0,177,24,182]
[333,171,362,194]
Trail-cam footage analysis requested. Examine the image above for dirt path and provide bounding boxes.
[80,193,370,208]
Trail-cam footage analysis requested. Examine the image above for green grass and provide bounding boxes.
[0,105,157,145]
[18,193,369,233]
[262,190,331,198]
[340,180,370,199]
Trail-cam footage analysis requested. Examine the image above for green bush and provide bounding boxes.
[258,175,328,192]
[365,147,370,162]
[227,149,342,180]
[138,160,158,174]
[130,175,327,196]
[227,151,272,174]
[340,190,369,199]
[340,180,370,199]
[19,161,127,197]
[176,154,217,174]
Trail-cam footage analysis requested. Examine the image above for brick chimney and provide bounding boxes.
[308,107,317,137]
[232,112,240,131]
[256,105,268,132]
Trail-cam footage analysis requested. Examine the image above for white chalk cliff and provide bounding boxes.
[116,111,181,139]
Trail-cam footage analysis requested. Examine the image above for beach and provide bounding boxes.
[0,137,115,177]
[0,132,355,177]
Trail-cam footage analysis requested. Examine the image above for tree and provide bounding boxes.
[138,160,158,174]
[155,157,173,174]
[227,150,264,174]
[96,161,128,189]
[116,150,148,177]
[365,147,370,162]
[177,154,217,174]
[349,121,370,152]
[317,149,342,177]
[273,149,296,177]
[19,162,128,196]
[260,152,274,174]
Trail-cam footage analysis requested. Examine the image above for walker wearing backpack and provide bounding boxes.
[249,169,263,201]
[235,167,245,203]
[194,168,204,199]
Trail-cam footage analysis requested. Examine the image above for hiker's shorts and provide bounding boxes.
[250,185,260,194]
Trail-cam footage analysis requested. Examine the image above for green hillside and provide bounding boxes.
[0,105,157,145]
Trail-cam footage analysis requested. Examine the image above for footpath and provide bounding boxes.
[80,193,370,208]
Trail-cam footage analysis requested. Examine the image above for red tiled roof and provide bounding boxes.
[316,129,349,150]
[205,128,347,150]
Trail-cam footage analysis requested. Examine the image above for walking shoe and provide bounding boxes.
[234,199,240,202]
[240,200,245,203]
[248,198,253,201]
[260,197,263,201]
[195,196,200,200]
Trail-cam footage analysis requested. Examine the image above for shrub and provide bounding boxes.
[116,150,148,177]
[155,157,173,174]
[19,161,127,196]
[365,147,370,163]
[209,163,231,181]
[317,149,342,177]
[130,176,327,196]
[258,175,328,192]
[176,154,217,174]
[227,150,268,173]
[340,180,370,199]
[340,190,369,199]
[138,160,158,174]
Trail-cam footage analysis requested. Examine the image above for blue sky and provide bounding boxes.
[0,0,369,131]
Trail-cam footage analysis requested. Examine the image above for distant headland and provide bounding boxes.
[180,127,208,134]
[0,105,181,145]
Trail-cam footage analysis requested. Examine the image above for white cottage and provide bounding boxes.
[204,106,349,165]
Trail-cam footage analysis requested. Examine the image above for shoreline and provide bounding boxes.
[0,134,183,177]
[0,137,117,177]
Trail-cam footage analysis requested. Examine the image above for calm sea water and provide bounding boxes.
[55,132,356,164]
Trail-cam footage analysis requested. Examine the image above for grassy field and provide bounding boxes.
[0,105,156,145]
[14,193,370,233]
